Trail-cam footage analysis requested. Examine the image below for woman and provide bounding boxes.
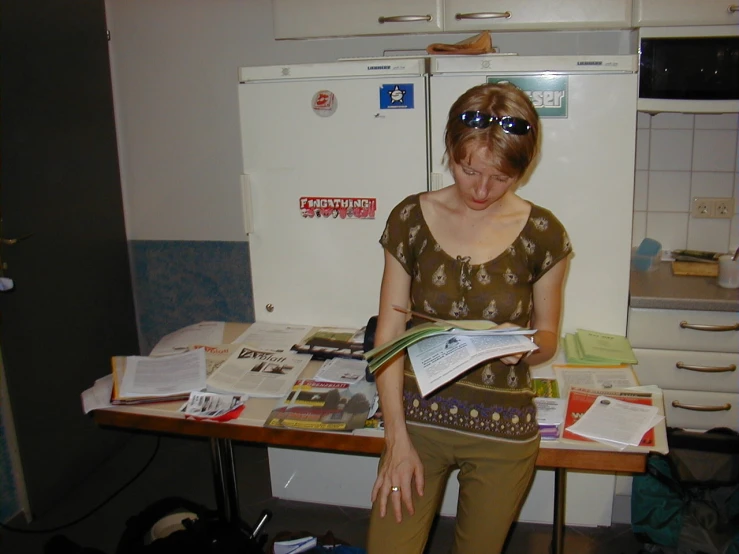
[366,82,572,554]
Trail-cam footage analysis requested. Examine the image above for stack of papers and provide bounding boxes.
[562,329,638,366]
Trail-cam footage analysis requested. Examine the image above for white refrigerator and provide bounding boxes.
[238,55,637,525]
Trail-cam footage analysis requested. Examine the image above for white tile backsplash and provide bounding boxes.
[690,172,734,198]
[650,113,694,130]
[647,171,691,212]
[634,113,738,255]
[686,218,731,252]
[634,171,648,211]
[650,130,694,171]
[692,130,738,172]
[646,212,689,251]
[631,211,647,247]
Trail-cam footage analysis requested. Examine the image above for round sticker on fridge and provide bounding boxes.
[311,90,337,117]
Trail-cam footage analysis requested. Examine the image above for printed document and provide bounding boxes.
[408,333,537,396]
[553,364,639,396]
[119,349,207,398]
[206,346,311,398]
[149,321,225,356]
[231,322,312,352]
[566,395,662,450]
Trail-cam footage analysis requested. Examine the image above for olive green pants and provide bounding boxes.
[366,425,539,554]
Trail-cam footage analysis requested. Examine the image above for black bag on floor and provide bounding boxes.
[115,497,267,554]
[631,427,739,554]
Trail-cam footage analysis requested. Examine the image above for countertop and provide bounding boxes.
[630,261,739,312]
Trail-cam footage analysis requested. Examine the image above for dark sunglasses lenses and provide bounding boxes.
[459,111,531,135]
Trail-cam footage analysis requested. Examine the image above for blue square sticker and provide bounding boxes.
[379,84,414,109]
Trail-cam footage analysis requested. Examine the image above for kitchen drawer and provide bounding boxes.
[633,348,739,393]
[627,307,739,353]
[633,0,739,27]
[663,389,738,431]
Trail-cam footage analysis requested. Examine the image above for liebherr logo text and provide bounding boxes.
[368,65,391,70]
[577,61,603,66]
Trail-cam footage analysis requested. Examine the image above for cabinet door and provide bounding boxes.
[443,0,631,32]
[273,0,442,39]
[633,0,739,26]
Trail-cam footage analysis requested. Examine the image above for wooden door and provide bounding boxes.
[0,0,140,516]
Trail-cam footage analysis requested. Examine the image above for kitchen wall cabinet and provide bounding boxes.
[627,307,739,432]
[272,0,442,39]
[442,0,631,32]
[272,0,632,39]
[633,0,739,27]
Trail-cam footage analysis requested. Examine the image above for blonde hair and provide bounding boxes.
[443,82,541,180]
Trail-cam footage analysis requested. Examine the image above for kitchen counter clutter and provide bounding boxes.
[630,261,739,312]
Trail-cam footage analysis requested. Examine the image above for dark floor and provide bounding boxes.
[0,434,645,553]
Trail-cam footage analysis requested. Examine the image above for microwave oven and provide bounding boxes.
[638,25,739,113]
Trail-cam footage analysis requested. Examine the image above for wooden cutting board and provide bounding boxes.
[672,261,719,277]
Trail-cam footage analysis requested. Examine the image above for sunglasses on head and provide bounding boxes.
[459,111,531,135]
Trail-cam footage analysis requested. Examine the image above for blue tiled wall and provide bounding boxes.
[130,240,255,354]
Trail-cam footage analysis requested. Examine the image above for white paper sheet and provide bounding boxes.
[314,357,367,384]
[149,321,225,356]
[81,375,113,414]
[566,395,662,449]
[120,349,207,398]
[231,322,312,352]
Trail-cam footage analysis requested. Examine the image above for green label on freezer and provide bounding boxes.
[487,75,568,118]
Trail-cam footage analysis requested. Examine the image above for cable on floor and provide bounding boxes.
[0,436,160,534]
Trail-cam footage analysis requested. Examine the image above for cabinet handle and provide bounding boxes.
[455,11,511,20]
[679,320,739,332]
[729,5,738,13]
[672,400,731,412]
[377,15,433,24]
[676,362,736,373]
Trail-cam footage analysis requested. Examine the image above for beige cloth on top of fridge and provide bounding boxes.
[426,31,495,55]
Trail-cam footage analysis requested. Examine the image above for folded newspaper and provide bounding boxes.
[364,321,537,396]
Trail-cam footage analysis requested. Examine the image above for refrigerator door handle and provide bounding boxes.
[240,174,254,236]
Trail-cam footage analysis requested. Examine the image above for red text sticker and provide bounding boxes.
[300,197,377,219]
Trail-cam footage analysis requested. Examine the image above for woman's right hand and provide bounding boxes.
[371,435,424,523]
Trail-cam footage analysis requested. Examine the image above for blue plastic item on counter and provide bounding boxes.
[632,238,662,272]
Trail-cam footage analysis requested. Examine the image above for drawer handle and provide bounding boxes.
[378,15,433,24]
[672,401,732,412]
[455,11,512,20]
[676,362,737,373]
[730,5,738,13]
[679,320,739,332]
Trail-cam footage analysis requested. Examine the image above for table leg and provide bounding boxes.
[210,438,230,521]
[551,468,566,554]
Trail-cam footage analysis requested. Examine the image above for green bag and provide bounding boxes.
[631,428,739,554]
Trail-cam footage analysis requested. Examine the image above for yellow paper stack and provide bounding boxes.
[562,329,638,366]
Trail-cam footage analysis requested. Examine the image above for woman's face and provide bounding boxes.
[450,145,517,211]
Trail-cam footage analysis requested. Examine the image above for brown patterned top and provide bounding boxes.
[380,193,572,441]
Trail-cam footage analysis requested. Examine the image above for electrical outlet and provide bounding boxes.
[714,197,734,219]
[692,197,714,218]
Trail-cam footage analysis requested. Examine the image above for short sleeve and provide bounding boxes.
[523,207,572,283]
[379,194,421,276]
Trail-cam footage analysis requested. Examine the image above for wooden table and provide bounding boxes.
[94,405,649,554]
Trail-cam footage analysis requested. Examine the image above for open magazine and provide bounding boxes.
[363,321,536,375]
[407,331,538,396]
[264,379,377,432]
